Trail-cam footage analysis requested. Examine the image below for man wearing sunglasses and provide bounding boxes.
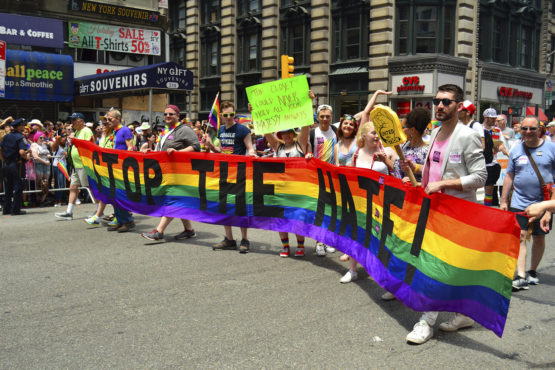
[141,104,200,241]
[203,101,256,253]
[407,84,487,345]
[500,116,555,291]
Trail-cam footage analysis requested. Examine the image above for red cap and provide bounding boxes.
[461,100,475,115]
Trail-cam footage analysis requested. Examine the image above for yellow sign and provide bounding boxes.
[370,105,406,147]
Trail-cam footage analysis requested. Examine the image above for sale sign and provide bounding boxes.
[68,20,161,56]
[0,40,5,98]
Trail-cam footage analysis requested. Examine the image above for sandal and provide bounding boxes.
[339,254,350,262]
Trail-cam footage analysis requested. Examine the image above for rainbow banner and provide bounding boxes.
[73,139,520,337]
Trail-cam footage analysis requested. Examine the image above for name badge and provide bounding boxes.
[432,150,441,163]
[449,152,462,163]
[168,135,174,140]
[536,151,542,156]
[518,156,528,165]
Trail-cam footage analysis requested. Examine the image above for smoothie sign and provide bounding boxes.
[68,20,161,56]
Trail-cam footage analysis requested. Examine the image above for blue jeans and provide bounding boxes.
[52,167,67,201]
[113,206,133,225]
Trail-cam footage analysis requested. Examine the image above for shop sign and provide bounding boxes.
[68,20,161,56]
[76,61,192,96]
[397,76,425,93]
[3,50,74,102]
[0,40,5,98]
[0,13,64,49]
[74,62,130,78]
[69,0,160,25]
[497,86,533,99]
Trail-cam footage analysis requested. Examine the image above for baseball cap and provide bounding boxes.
[483,108,498,118]
[69,112,85,120]
[11,118,26,127]
[461,100,476,115]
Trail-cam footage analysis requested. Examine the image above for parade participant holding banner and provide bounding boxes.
[339,121,396,282]
[203,101,256,253]
[55,113,95,221]
[393,108,430,183]
[334,114,358,167]
[500,116,555,291]
[406,84,487,345]
[84,121,115,226]
[104,110,136,232]
[306,104,338,256]
[265,125,310,257]
[141,104,200,241]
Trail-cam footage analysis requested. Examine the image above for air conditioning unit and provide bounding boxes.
[109,52,146,67]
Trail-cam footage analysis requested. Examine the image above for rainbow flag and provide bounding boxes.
[73,139,520,337]
[208,92,220,131]
[235,114,252,125]
[57,159,70,181]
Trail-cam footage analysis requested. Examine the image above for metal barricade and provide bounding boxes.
[0,158,95,205]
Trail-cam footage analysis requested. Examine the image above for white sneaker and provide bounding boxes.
[381,291,396,301]
[54,211,73,220]
[406,320,433,344]
[325,245,336,253]
[315,242,326,256]
[75,199,81,205]
[340,270,358,283]
[438,313,474,332]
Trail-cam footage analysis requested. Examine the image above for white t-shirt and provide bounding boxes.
[312,127,337,163]
[466,120,484,138]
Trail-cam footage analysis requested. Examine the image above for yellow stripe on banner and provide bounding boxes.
[421,228,515,279]
[376,209,516,279]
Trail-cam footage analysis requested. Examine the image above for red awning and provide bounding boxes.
[526,106,548,121]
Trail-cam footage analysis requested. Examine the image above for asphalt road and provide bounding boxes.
[1,204,554,368]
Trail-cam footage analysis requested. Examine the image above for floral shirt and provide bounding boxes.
[393,142,430,182]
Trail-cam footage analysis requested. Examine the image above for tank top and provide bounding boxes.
[337,141,357,166]
[275,142,304,158]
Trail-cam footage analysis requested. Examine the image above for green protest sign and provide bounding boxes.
[246,75,313,135]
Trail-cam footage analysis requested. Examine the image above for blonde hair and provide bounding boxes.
[356,122,375,148]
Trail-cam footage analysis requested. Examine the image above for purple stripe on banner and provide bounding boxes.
[91,187,506,336]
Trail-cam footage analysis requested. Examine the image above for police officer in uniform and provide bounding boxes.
[0,118,31,215]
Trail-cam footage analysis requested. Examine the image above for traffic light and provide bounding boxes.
[281,55,294,79]
[508,107,521,116]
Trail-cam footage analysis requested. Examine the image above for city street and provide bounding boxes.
[1,203,554,368]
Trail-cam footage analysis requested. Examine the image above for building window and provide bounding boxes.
[331,0,369,62]
[201,89,221,112]
[479,1,541,70]
[280,1,311,67]
[201,39,220,77]
[237,31,260,73]
[395,1,455,56]
[238,0,261,16]
[202,0,220,25]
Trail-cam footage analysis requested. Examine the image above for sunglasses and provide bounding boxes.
[432,98,459,106]
[222,112,235,118]
[520,127,538,131]
[164,113,176,116]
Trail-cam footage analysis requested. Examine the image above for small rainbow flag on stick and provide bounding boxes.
[235,114,252,125]
[208,92,220,131]
[57,159,70,181]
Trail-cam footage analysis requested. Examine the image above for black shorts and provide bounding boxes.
[510,207,552,236]
[485,163,501,186]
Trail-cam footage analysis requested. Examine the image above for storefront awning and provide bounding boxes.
[526,106,548,121]
[4,50,74,102]
[76,61,193,96]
